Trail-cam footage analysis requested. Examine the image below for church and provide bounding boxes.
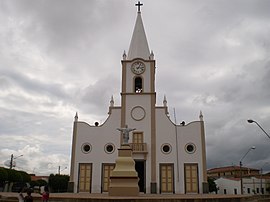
[68,2,208,194]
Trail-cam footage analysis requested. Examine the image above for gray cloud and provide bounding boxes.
[0,0,270,175]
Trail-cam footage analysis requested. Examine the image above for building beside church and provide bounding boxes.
[214,177,270,195]
[68,4,208,194]
[208,166,260,179]
[207,166,270,195]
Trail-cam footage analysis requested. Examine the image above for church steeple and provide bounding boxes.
[127,3,150,60]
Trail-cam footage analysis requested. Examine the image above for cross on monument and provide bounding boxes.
[135,1,143,12]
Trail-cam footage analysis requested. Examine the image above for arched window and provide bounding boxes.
[134,77,143,93]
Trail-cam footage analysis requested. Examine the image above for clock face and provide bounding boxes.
[131,62,145,74]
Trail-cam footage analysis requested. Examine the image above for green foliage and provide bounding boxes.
[0,167,71,193]
[17,170,31,182]
[37,179,48,187]
[0,167,8,182]
[0,167,31,193]
[30,179,47,187]
[0,167,31,183]
[30,180,39,187]
[49,174,69,193]
[208,177,218,193]
[7,169,22,182]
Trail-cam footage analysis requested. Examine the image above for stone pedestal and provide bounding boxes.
[109,145,139,196]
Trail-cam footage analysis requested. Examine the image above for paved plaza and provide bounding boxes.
[1,192,268,202]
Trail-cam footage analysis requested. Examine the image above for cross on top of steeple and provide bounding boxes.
[128,0,150,60]
[135,1,143,12]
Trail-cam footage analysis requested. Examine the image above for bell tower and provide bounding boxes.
[121,7,155,95]
[120,2,157,193]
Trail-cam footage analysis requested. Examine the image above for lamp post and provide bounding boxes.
[240,146,256,195]
[58,166,67,175]
[9,154,23,169]
[247,119,270,140]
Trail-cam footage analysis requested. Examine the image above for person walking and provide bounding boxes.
[24,189,33,202]
[17,187,24,202]
[41,185,49,202]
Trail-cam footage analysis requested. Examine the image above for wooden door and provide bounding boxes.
[184,163,199,193]
[102,164,115,192]
[133,132,143,143]
[78,163,92,192]
[132,132,144,151]
[160,164,174,193]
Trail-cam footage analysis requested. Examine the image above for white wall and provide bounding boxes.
[72,103,206,194]
[215,178,240,195]
[215,177,269,195]
[73,108,121,193]
[156,108,205,194]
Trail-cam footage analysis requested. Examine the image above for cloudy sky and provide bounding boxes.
[0,0,270,176]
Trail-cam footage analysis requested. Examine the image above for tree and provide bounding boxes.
[17,170,31,182]
[208,177,218,193]
[48,174,69,193]
[0,167,8,190]
[0,168,31,192]
[30,180,39,188]
[0,167,8,183]
[37,179,48,187]
[30,179,47,188]
[7,169,22,182]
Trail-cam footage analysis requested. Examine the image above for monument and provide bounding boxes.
[117,125,136,145]
[108,125,139,196]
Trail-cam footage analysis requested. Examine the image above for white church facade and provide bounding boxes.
[68,4,208,194]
